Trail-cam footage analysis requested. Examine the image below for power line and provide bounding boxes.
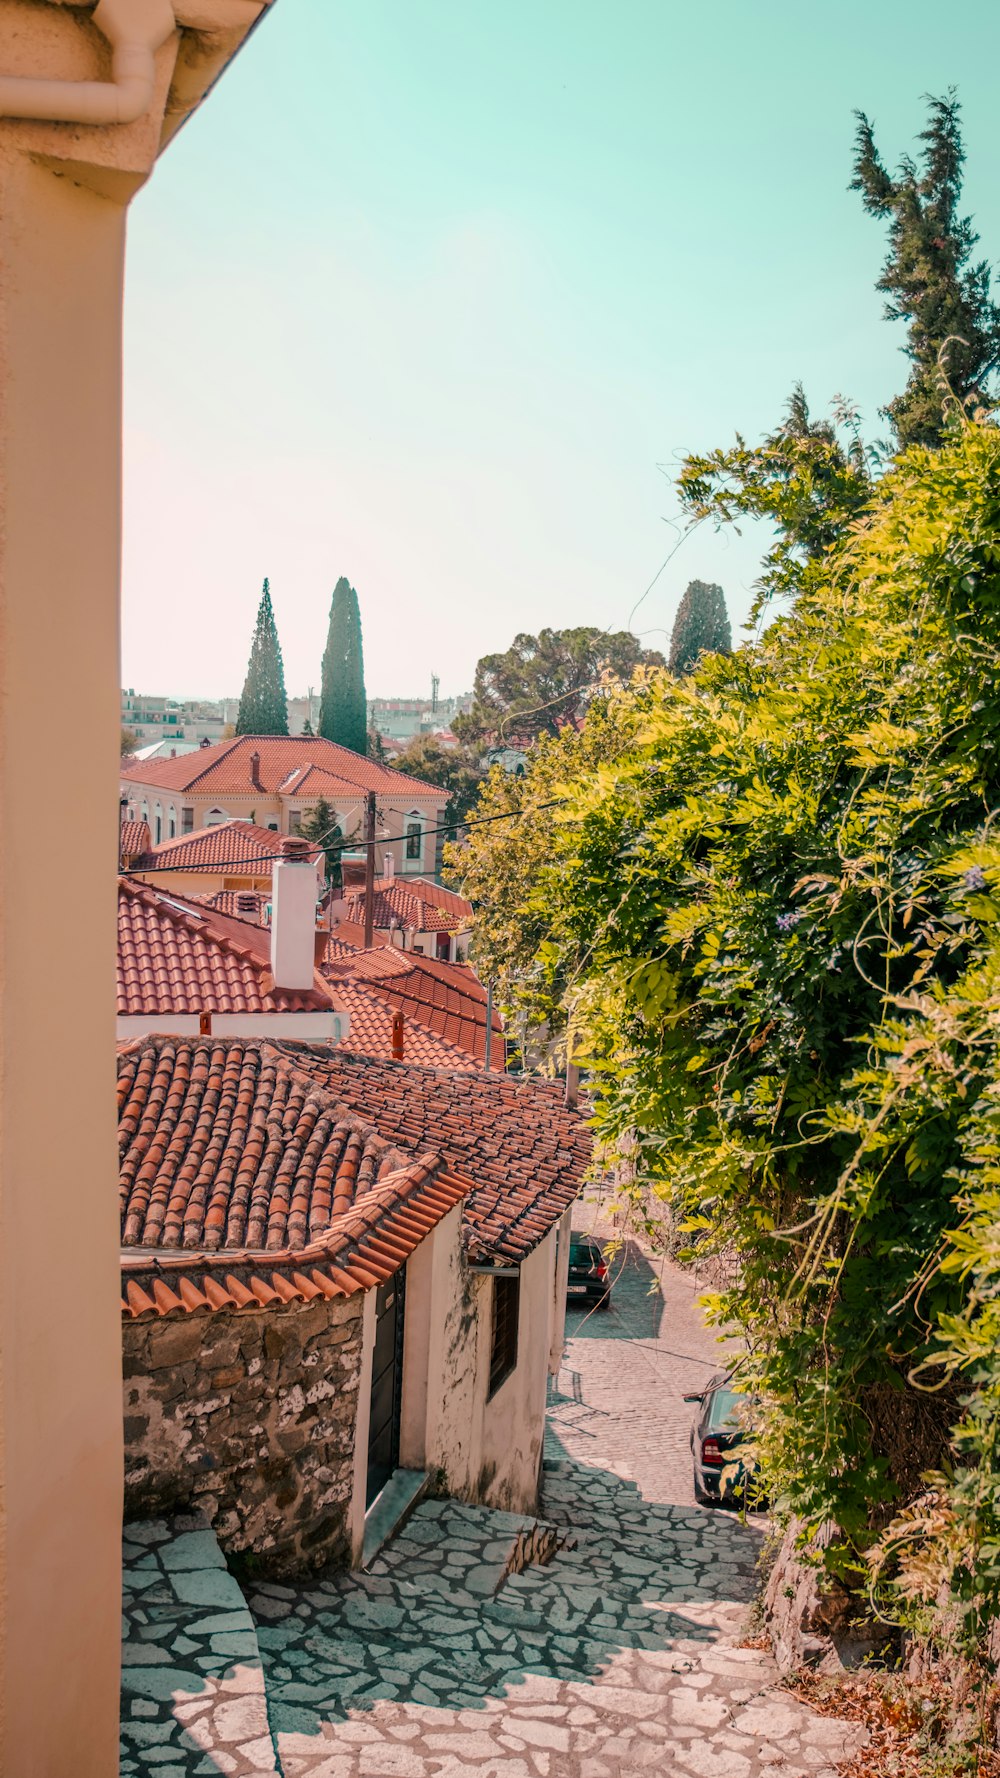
[121,797,570,879]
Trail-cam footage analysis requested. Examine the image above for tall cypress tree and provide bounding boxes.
[668,580,731,676]
[236,579,289,735]
[318,577,368,754]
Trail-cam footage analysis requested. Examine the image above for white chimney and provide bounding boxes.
[270,838,319,990]
[383,851,394,881]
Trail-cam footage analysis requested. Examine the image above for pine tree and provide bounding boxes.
[852,92,1000,448]
[298,797,343,885]
[236,579,289,736]
[668,581,731,676]
[318,577,368,754]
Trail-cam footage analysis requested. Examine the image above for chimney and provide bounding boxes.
[236,892,258,918]
[270,837,319,990]
[391,1010,405,1060]
[383,852,394,881]
[249,749,262,791]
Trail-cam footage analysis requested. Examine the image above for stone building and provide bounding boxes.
[119,1035,590,1572]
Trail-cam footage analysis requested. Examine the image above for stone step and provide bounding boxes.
[120,1514,279,1778]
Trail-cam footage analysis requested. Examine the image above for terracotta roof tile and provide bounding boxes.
[137,819,319,878]
[120,818,151,863]
[117,878,333,1016]
[121,735,445,800]
[118,1035,469,1317]
[276,1044,591,1264]
[320,941,504,1067]
[342,877,472,934]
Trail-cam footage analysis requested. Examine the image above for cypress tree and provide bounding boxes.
[236,579,289,736]
[318,577,368,754]
[668,580,732,676]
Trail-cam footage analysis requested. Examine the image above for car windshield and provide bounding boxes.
[569,1240,599,1263]
[707,1386,742,1430]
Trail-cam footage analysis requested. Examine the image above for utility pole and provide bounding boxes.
[363,790,376,949]
[484,979,494,1071]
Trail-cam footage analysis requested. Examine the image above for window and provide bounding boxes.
[168,807,176,839]
[204,807,227,827]
[182,807,194,834]
[405,820,422,861]
[488,1273,520,1398]
[140,801,148,824]
[154,802,162,845]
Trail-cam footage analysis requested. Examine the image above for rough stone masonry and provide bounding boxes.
[122,1295,364,1573]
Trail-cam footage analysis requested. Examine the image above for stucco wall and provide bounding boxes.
[123,1295,364,1573]
[401,1212,557,1517]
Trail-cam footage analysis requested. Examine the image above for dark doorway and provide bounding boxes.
[366,1269,406,1508]
[435,932,451,961]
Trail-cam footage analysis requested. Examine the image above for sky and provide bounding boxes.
[122,0,1000,703]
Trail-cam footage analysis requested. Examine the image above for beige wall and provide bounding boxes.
[0,141,128,1778]
[400,1212,557,1517]
[0,3,276,1771]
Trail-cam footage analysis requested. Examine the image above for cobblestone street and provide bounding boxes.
[223,1227,864,1778]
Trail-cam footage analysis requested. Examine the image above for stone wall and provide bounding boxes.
[122,1296,364,1574]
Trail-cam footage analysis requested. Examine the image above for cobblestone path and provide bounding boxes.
[242,1233,865,1778]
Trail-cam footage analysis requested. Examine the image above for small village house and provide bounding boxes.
[119,1035,589,1570]
[333,869,474,963]
[121,732,448,873]
[127,815,325,898]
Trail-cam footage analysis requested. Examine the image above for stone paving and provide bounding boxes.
[121,1515,278,1776]
[239,1224,865,1778]
[121,1222,867,1777]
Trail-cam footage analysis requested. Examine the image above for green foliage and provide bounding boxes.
[668,579,732,675]
[457,422,1000,1642]
[121,727,138,756]
[852,92,1000,450]
[236,579,289,736]
[297,797,343,886]
[678,384,873,612]
[458,627,665,745]
[391,736,485,833]
[319,577,367,755]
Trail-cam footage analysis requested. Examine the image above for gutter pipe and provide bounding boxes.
[0,0,177,126]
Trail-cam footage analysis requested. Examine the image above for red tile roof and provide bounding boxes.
[119,1036,469,1318]
[276,1044,591,1264]
[120,819,151,863]
[321,939,504,1066]
[135,819,319,878]
[118,879,333,1016]
[342,876,472,934]
[330,978,480,1070]
[121,735,444,801]
[192,889,268,924]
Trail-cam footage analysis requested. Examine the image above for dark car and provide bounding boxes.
[566,1234,611,1310]
[684,1370,758,1505]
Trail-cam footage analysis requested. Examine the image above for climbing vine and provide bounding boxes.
[457,421,1000,1645]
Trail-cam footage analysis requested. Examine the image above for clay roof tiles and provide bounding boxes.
[136,819,319,877]
[120,818,152,862]
[117,878,333,1016]
[120,734,444,800]
[342,877,472,935]
[118,1036,470,1318]
[275,1045,591,1264]
[321,940,504,1067]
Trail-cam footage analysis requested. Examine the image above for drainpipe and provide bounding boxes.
[391,1011,405,1061]
[0,0,177,127]
[484,980,494,1072]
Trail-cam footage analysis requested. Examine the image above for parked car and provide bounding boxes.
[566,1233,611,1311]
[684,1370,759,1505]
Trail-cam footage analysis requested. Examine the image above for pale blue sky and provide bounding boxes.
[122,0,1000,702]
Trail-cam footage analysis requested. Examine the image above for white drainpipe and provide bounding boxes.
[0,0,176,127]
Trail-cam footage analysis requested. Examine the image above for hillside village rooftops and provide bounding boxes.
[118,878,334,1017]
[275,1043,591,1264]
[120,733,444,799]
[342,876,472,934]
[118,1037,470,1319]
[133,819,321,877]
[320,937,504,1066]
